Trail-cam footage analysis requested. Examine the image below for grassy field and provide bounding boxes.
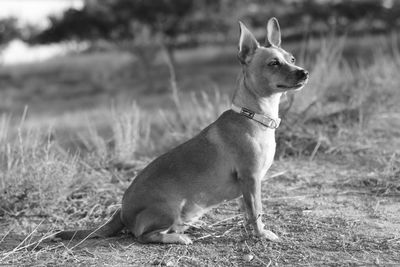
[0,34,399,266]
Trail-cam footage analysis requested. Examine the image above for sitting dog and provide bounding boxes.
[56,17,308,244]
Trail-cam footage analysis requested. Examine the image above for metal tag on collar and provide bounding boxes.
[240,107,255,118]
[267,119,278,129]
[262,117,280,129]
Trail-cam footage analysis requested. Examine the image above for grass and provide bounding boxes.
[0,33,400,266]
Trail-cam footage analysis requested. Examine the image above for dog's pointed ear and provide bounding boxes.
[265,17,281,47]
[238,21,259,65]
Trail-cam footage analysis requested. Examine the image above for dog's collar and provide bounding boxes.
[231,104,281,129]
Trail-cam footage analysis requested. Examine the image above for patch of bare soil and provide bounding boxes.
[1,156,399,266]
[1,113,399,266]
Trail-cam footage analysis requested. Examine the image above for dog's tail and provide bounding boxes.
[55,209,124,240]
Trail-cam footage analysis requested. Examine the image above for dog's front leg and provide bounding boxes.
[238,173,279,241]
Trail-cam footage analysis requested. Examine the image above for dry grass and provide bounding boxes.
[0,34,400,266]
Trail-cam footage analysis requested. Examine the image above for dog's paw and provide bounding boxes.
[178,234,193,245]
[257,229,279,242]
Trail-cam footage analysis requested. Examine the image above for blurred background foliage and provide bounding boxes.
[0,0,397,104]
[0,17,20,52]
[0,0,398,156]
[26,0,400,47]
[21,0,400,71]
[0,0,398,154]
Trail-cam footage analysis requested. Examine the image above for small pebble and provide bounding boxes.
[243,254,254,262]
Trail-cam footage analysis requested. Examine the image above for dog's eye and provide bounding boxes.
[291,57,296,63]
[268,59,280,66]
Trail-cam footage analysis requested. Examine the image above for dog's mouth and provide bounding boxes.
[277,80,307,90]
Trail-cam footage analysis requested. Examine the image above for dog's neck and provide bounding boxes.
[232,74,282,119]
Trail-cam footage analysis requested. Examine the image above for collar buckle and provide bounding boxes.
[240,107,255,119]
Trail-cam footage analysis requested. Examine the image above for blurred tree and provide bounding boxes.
[29,0,230,91]
[243,0,400,40]
[28,0,400,90]
[27,0,400,47]
[0,17,20,63]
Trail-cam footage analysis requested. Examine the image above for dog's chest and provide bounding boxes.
[254,131,276,177]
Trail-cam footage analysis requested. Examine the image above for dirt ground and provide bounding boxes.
[1,112,399,266]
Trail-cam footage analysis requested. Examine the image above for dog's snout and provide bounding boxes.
[296,69,309,80]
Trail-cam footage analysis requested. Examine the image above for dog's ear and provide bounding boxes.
[265,17,281,47]
[238,21,259,65]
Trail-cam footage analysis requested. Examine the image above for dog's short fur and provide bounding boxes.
[56,18,308,244]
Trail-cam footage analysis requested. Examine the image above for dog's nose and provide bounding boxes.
[297,69,309,80]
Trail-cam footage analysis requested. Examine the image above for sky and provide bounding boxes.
[0,0,83,27]
[0,0,84,65]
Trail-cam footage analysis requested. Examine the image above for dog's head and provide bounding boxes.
[238,18,308,96]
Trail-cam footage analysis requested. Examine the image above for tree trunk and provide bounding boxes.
[161,42,180,107]
[134,45,155,92]
[121,40,156,92]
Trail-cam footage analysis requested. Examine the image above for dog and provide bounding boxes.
[56,17,309,244]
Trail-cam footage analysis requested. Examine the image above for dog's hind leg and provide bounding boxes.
[131,207,193,245]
